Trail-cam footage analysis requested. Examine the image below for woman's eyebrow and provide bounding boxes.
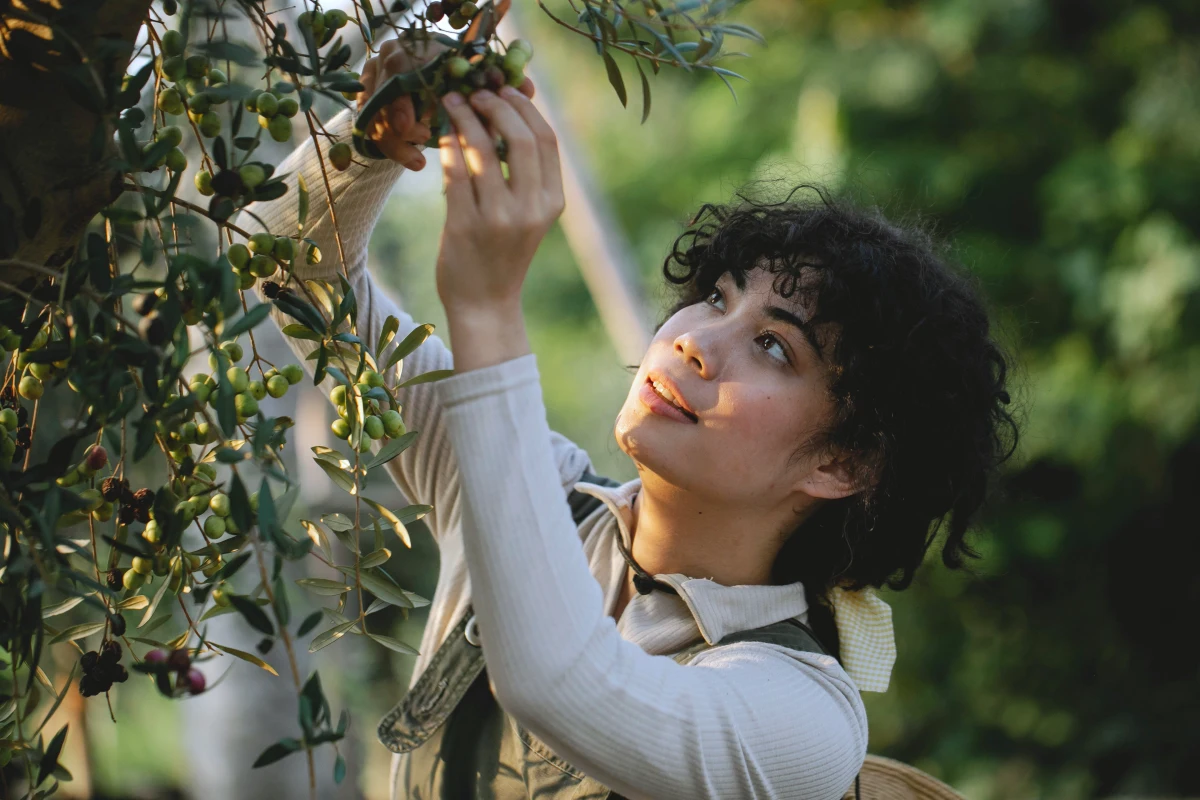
[724,273,824,362]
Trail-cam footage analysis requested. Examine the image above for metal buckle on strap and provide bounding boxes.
[464,614,482,647]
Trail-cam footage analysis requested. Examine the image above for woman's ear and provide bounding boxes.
[797,448,872,501]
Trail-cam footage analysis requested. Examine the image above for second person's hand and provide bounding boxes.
[434,86,564,315]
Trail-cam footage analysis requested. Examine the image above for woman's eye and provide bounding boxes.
[703,287,790,365]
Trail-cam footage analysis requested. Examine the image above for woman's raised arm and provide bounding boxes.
[229,65,583,545]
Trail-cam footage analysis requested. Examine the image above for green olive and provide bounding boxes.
[18,375,43,400]
[156,124,185,147]
[239,164,266,189]
[227,242,250,268]
[382,409,404,437]
[255,91,278,117]
[161,55,187,82]
[248,380,267,401]
[328,141,353,171]
[162,30,185,57]
[235,392,258,419]
[131,556,154,574]
[446,57,471,80]
[165,148,187,173]
[268,114,291,143]
[221,340,244,362]
[227,366,249,394]
[207,67,228,85]
[364,415,385,440]
[273,236,295,261]
[195,169,214,196]
[248,232,275,254]
[188,92,211,114]
[186,55,208,78]
[267,374,289,398]
[331,418,350,440]
[199,111,221,138]
[281,364,304,385]
[248,254,277,278]
[204,514,226,538]
[277,97,299,118]
[238,269,257,290]
[160,88,186,115]
[503,49,529,73]
[190,382,211,406]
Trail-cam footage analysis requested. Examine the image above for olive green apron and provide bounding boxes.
[378,471,840,800]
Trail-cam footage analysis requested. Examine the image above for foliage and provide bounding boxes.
[0,0,759,797]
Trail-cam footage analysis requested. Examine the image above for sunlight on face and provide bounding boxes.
[614,265,838,508]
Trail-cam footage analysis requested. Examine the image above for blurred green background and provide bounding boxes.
[370,2,1200,797]
[26,0,1200,798]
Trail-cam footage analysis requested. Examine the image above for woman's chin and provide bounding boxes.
[614,406,682,464]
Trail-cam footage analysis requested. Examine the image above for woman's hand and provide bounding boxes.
[357,38,536,171]
[435,86,563,315]
[356,36,445,170]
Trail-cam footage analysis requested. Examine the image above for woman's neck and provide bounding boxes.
[627,479,801,588]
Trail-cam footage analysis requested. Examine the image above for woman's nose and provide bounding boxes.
[674,329,719,380]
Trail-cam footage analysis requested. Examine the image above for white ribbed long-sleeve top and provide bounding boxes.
[234,106,868,800]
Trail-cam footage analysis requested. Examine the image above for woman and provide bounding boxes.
[244,38,1017,800]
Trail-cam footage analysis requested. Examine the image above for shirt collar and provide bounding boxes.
[572,477,810,646]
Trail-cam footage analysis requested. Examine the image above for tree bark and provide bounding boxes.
[0,0,153,287]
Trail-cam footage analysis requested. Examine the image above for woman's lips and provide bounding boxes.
[640,378,698,424]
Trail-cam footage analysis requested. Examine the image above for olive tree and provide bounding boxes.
[0,1,759,797]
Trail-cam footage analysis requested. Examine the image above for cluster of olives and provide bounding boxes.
[424,0,481,30]
[3,324,64,406]
[0,401,30,469]
[442,38,534,97]
[153,30,231,144]
[297,6,352,47]
[79,641,130,698]
[226,232,315,288]
[329,371,406,450]
[142,647,206,695]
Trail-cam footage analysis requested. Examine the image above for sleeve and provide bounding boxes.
[437,353,868,800]
[229,108,595,542]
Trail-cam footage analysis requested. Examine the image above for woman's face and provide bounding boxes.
[614,266,848,510]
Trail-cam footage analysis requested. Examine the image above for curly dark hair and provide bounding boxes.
[648,183,1020,663]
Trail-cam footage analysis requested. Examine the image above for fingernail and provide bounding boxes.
[443,92,464,107]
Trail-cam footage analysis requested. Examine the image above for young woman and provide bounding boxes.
[245,38,1017,800]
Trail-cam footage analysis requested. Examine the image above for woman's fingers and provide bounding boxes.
[440,93,508,201]
[358,58,379,111]
[497,86,564,213]
[439,126,476,211]
[466,90,539,197]
[377,136,426,171]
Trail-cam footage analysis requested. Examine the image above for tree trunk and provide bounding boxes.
[0,0,153,287]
